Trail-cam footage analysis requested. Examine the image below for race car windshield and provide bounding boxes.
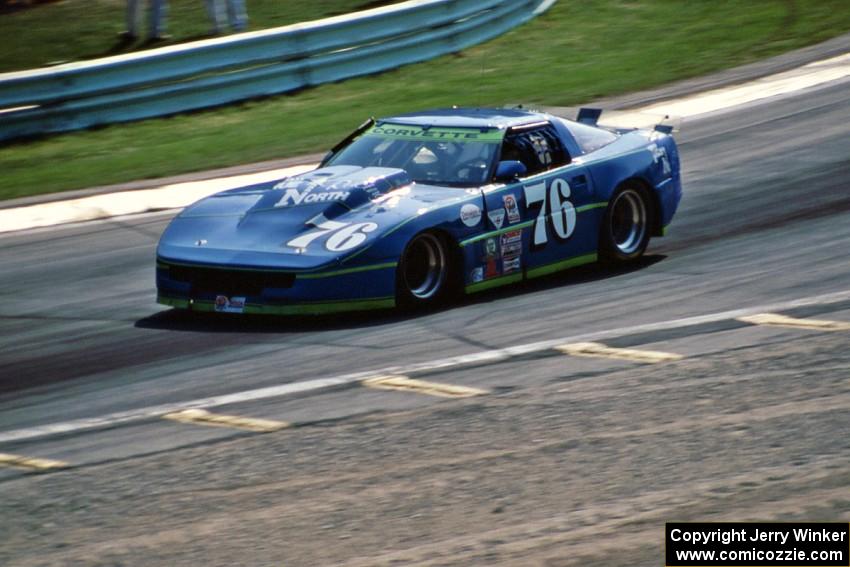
[328,124,503,187]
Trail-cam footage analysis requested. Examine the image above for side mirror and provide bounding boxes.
[494,160,527,182]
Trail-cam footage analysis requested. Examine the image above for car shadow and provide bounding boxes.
[134,254,666,334]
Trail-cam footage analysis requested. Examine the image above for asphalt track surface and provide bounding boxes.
[1,73,849,565]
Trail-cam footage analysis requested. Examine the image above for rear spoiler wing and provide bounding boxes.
[576,107,680,133]
[507,104,681,133]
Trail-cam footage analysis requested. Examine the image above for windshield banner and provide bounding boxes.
[367,124,504,143]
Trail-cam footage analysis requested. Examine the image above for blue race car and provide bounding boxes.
[156,107,681,315]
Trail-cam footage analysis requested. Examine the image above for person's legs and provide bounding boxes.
[205,0,226,34]
[149,0,168,39]
[226,0,248,31]
[124,0,142,38]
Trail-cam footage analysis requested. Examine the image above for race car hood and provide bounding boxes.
[157,165,467,271]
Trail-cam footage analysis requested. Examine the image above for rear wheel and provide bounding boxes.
[397,232,454,308]
[599,183,652,263]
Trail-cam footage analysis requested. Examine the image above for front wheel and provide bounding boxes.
[396,232,455,308]
[599,183,652,263]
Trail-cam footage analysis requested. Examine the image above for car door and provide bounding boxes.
[482,122,598,281]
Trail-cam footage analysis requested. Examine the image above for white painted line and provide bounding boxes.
[0,164,315,234]
[1,288,849,444]
[634,53,850,119]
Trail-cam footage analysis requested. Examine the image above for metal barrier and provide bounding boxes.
[0,0,553,142]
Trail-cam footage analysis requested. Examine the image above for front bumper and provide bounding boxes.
[156,258,397,315]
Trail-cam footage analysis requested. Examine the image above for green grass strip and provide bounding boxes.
[4,0,850,201]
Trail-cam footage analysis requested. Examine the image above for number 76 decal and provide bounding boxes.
[287,215,378,252]
[524,178,576,246]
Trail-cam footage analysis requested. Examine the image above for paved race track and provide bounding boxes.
[0,74,848,566]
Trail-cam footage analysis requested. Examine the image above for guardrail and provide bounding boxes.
[0,0,553,142]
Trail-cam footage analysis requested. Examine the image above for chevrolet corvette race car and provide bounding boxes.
[156,107,681,315]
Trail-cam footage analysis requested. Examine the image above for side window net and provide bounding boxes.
[501,125,570,176]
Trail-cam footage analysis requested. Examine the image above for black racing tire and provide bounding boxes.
[599,182,653,263]
[396,231,458,309]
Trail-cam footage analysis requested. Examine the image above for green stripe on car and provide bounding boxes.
[460,220,535,247]
[464,253,598,294]
[170,296,396,316]
[297,262,397,279]
[460,202,608,248]
[465,272,523,294]
[525,253,597,280]
[575,201,608,213]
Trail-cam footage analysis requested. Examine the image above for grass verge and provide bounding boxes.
[0,0,386,72]
[2,0,850,201]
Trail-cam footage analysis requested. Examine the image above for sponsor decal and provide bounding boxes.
[485,238,498,258]
[500,229,522,246]
[503,194,521,224]
[214,295,246,314]
[502,240,522,257]
[367,124,504,143]
[649,143,672,176]
[460,203,482,227]
[485,257,500,278]
[286,218,378,252]
[471,267,484,283]
[481,236,501,279]
[273,178,350,208]
[487,208,506,229]
[503,257,521,274]
[499,227,522,275]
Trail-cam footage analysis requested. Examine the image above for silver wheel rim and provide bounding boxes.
[610,189,647,255]
[403,234,446,300]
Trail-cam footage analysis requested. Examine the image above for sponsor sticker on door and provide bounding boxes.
[460,203,482,227]
[503,194,521,224]
[487,208,506,229]
[214,295,246,314]
[503,257,521,274]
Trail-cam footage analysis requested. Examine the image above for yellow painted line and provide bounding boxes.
[0,452,69,471]
[738,313,850,331]
[362,375,488,398]
[555,342,684,363]
[162,409,290,432]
